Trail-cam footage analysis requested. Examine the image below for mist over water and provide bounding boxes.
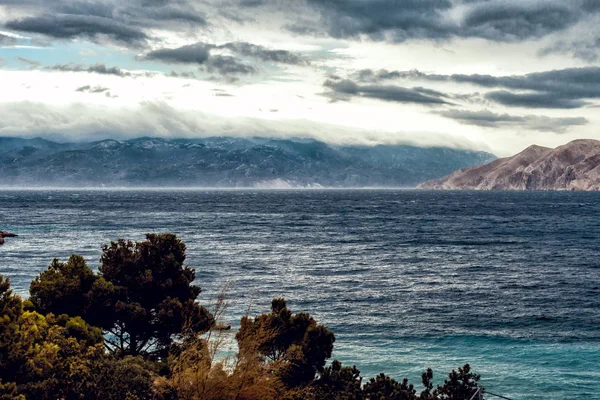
[1,189,599,399]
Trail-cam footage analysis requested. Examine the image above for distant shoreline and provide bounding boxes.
[3,186,600,192]
[0,186,420,191]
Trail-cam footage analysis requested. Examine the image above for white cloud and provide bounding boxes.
[0,99,494,151]
[0,30,30,39]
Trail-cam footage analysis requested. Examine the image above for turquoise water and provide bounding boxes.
[1,189,599,399]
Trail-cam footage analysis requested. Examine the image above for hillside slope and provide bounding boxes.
[0,137,495,187]
[418,139,600,191]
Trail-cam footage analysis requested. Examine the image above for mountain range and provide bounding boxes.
[0,137,495,187]
[418,139,600,191]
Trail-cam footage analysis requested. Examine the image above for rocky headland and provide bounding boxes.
[418,139,600,191]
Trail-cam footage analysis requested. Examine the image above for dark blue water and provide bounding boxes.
[1,189,599,399]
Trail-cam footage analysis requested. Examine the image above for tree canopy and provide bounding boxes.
[1,275,153,400]
[237,298,336,387]
[29,233,214,358]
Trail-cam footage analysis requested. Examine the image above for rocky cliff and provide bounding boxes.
[418,139,600,191]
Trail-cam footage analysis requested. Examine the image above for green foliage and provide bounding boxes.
[434,364,480,400]
[311,360,363,400]
[0,275,21,320]
[14,313,105,399]
[361,365,481,400]
[0,380,24,400]
[57,314,104,346]
[1,274,105,399]
[30,254,96,318]
[98,233,214,358]
[237,298,335,388]
[420,368,434,400]
[363,373,417,400]
[1,274,157,400]
[0,275,23,383]
[29,234,214,359]
[95,356,155,400]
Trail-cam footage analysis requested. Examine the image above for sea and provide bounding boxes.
[1,189,599,399]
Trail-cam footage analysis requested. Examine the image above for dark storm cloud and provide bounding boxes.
[47,63,132,77]
[1,0,207,48]
[87,63,130,76]
[205,55,256,75]
[5,14,149,46]
[129,5,206,24]
[351,67,600,109]
[143,40,307,76]
[52,0,207,25]
[439,109,588,133]
[144,43,256,76]
[144,41,307,66]
[304,0,455,41]
[354,69,412,82]
[582,0,600,12]
[53,1,116,19]
[461,2,576,41]
[540,35,600,62]
[235,0,599,44]
[2,0,599,49]
[323,78,449,105]
[455,68,600,108]
[412,86,447,98]
[358,85,448,104]
[140,0,169,6]
[2,0,208,25]
[237,0,268,7]
[145,43,212,64]
[448,67,600,96]
[483,91,589,109]
[219,42,308,65]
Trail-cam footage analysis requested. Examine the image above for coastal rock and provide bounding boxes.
[215,323,232,331]
[0,231,17,245]
[418,139,600,191]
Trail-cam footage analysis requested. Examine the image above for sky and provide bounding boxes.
[1,0,599,156]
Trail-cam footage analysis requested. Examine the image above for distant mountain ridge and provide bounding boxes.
[0,137,495,187]
[418,139,600,191]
